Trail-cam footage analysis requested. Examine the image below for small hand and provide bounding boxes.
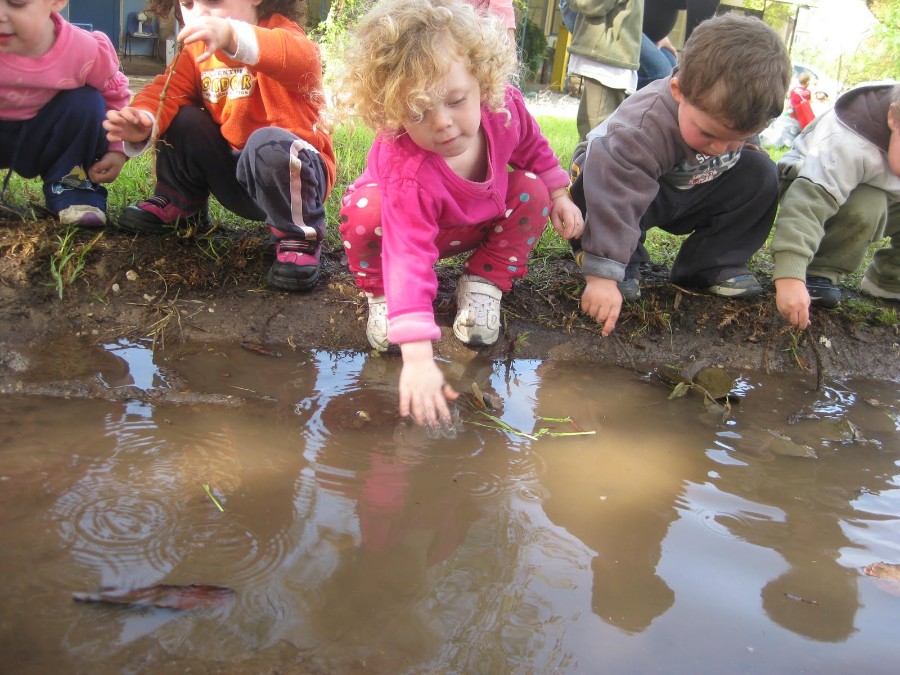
[88,152,127,183]
[581,275,623,336]
[549,190,585,240]
[103,106,153,144]
[178,17,237,64]
[398,341,459,426]
[774,277,811,329]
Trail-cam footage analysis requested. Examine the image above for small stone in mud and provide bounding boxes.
[125,270,138,281]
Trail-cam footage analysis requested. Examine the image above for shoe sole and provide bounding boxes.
[117,208,210,236]
[706,286,762,299]
[267,266,320,292]
[809,294,841,308]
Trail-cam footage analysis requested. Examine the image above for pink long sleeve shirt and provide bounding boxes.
[0,13,130,152]
[348,86,570,344]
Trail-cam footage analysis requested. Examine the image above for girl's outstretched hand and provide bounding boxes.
[178,17,237,64]
[399,341,459,426]
[549,189,584,240]
[103,106,153,144]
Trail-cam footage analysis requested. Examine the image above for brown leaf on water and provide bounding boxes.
[73,584,235,610]
[240,341,281,357]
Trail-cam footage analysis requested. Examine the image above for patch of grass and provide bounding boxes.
[49,227,103,299]
[840,297,900,328]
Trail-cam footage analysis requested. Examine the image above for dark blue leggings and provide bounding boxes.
[0,86,109,213]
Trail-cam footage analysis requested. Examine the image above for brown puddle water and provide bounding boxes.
[0,339,898,674]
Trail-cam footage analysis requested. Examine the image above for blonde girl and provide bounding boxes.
[337,0,583,426]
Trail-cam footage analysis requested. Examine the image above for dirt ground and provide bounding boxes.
[1,215,898,388]
[1,58,898,388]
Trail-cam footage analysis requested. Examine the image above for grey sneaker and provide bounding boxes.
[618,278,641,301]
[366,294,389,352]
[860,275,900,302]
[453,275,502,346]
[706,274,762,298]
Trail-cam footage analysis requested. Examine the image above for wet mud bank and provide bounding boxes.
[1,221,898,399]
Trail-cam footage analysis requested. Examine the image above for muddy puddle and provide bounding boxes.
[0,339,898,674]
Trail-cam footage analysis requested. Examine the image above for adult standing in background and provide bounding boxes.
[638,0,719,89]
[565,0,645,141]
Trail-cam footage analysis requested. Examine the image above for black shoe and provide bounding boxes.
[267,239,321,291]
[806,276,841,308]
[118,196,211,235]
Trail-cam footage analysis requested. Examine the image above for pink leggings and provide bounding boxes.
[338,170,550,295]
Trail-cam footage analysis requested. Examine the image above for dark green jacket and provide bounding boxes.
[567,0,644,71]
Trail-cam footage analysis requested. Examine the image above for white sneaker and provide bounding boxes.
[366,294,389,352]
[860,275,900,301]
[453,275,502,346]
[58,205,106,228]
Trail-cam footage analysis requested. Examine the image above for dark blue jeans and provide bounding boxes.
[0,86,109,213]
[637,34,677,90]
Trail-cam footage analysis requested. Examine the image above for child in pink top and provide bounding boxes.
[0,1,130,227]
[337,0,583,427]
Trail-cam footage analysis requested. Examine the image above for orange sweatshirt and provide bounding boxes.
[131,13,335,193]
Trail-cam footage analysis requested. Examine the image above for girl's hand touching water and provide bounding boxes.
[399,341,459,426]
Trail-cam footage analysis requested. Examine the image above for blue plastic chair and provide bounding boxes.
[124,12,159,61]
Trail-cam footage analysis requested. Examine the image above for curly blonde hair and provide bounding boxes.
[334,0,518,135]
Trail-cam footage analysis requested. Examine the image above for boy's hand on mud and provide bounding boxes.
[103,107,152,143]
[398,341,459,426]
[179,17,237,64]
[774,277,811,329]
[88,152,127,184]
[581,275,622,336]
[549,191,584,240]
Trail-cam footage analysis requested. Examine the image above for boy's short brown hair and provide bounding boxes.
[677,13,791,132]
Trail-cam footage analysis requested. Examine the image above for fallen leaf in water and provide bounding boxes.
[761,428,818,459]
[862,562,900,597]
[692,366,735,401]
[668,381,691,399]
[240,341,281,357]
[784,592,819,605]
[73,584,235,610]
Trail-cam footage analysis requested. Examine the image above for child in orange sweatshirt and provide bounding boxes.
[104,0,335,291]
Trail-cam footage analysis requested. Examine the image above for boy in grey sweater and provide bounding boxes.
[569,14,791,335]
[772,83,900,328]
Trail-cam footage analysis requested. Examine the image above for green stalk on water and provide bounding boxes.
[203,484,225,512]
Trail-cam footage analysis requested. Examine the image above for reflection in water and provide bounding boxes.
[0,340,898,673]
